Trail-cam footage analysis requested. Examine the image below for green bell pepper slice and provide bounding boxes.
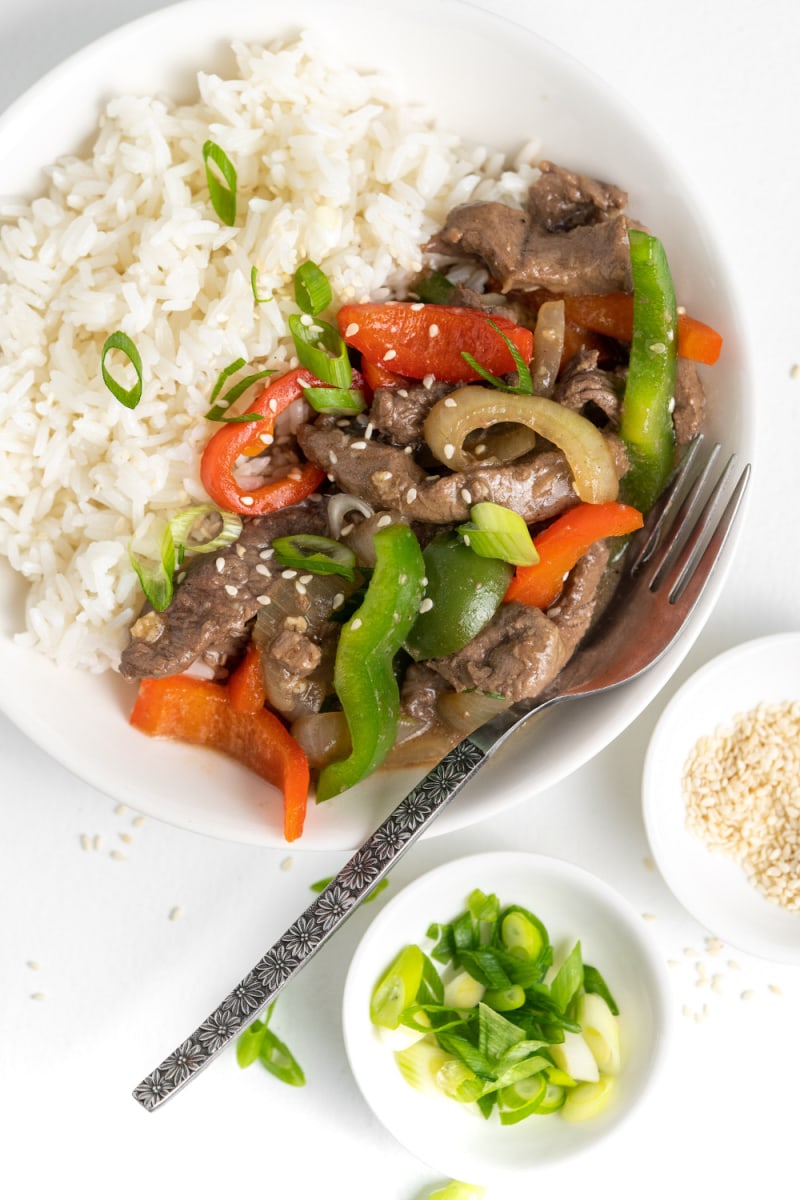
[404,533,513,662]
[618,229,678,513]
[316,523,425,802]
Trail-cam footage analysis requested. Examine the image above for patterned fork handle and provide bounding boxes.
[132,738,487,1111]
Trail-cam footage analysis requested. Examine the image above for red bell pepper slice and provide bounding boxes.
[200,367,326,515]
[129,663,309,842]
[337,302,534,383]
[504,501,644,610]
[558,293,722,366]
[226,640,267,714]
[361,357,409,393]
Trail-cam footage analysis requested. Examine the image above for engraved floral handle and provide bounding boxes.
[132,738,487,1111]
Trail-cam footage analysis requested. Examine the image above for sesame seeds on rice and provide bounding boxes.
[682,700,800,911]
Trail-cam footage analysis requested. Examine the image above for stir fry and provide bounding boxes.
[119,162,722,841]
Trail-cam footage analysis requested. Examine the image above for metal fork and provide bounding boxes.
[132,439,750,1112]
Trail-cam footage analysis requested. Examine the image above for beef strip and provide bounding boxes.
[673,358,706,445]
[369,380,454,448]
[426,602,569,703]
[119,499,326,679]
[554,348,624,424]
[526,161,628,233]
[425,538,612,704]
[298,418,584,526]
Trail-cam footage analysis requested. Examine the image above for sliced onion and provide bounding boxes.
[327,493,375,539]
[291,711,351,768]
[436,690,511,735]
[531,300,565,397]
[423,386,619,504]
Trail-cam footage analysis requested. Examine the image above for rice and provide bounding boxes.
[0,32,538,672]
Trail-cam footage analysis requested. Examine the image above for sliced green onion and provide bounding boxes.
[583,964,620,1015]
[129,505,242,611]
[272,533,358,582]
[202,139,237,226]
[457,501,538,567]
[370,945,424,1029]
[550,941,584,1016]
[101,331,143,410]
[250,265,273,304]
[236,1019,266,1068]
[169,504,243,562]
[289,313,352,388]
[302,385,366,415]
[258,1028,306,1087]
[129,521,175,612]
[414,269,456,306]
[462,320,533,395]
[425,1182,486,1200]
[294,260,333,316]
[205,358,275,421]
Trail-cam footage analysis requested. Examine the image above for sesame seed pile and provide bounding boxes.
[682,701,800,911]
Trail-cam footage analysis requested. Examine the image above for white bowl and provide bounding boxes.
[643,632,800,964]
[0,0,754,849]
[342,852,672,1184]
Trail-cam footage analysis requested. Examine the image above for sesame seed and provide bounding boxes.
[351,440,367,450]
[300,575,313,585]
[641,912,656,922]
[443,444,455,460]
[256,563,270,576]
[423,374,435,389]
[256,595,271,605]
[114,803,127,816]
[351,618,363,630]
[399,574,408,585]
[131,815,146,828]
[26,961,41,971]
[168,907,183,922]
[740,990,756,1002]
[333,593,345,609]
[288,469,302,481]
[281,856,294,872]
[260,433,274,445]
[215,557,226,573]
[241,495,255,507]
[224,584,238,597]
[383,349,397,361]
[110,850,126,862]
[80,833,91,851]
[768,983,783,995]
[373,471,393,484]
[329,451,338,464]
[364,422,374,438]
[119,833,133,845]
[405,488,418,503]
[411,302,424,312]
[461,488,472,505]
[404,445,414,455]
[30,993,47,1003]
[444,397,457,408]
[419,598,434,613]
[398,389,409,398]
[428,323,440,337]
[269,398,279,413]
[345,322,360,337]
[281,569,297,579]
[295,582,307,595]
[93,835,102,851]
[260,548,275,559]
[340,523,354,536]
[376,514,392,527]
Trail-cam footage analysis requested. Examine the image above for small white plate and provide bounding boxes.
[342,852,672,1184]
[643,632,800,964]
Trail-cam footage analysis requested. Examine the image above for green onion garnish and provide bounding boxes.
[205,358,275,421]
[462,319,534,395]
[202,139,237,226]
[302,385,366,415]
[457,501,539,567]
[128,504,243,610]
[236,1001,305,1087]
[289,313,352,389]
[414,269,456,306]
[101,331,143,410]
[294,260,333,316]
[250,265,273,305]
[272,533,358,582]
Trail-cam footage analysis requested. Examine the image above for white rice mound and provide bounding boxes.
[0,32,538,673]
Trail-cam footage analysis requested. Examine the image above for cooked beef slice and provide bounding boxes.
[298,419,583,525]
[554,348,624,424]
[526,161,628,233]
[369,380,454,447]
[425,602,570,703]
[547,540,611,659]
[673,358,707,445]
[119,500,326,679]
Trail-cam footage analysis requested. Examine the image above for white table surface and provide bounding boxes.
[1,1,798,1197]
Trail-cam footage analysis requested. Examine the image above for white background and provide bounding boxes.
[1,1,798,1198]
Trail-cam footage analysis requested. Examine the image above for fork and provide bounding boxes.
[132,438,750,1112]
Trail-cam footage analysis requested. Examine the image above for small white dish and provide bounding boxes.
[342,852,672,1184]
[643,632,800,964]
